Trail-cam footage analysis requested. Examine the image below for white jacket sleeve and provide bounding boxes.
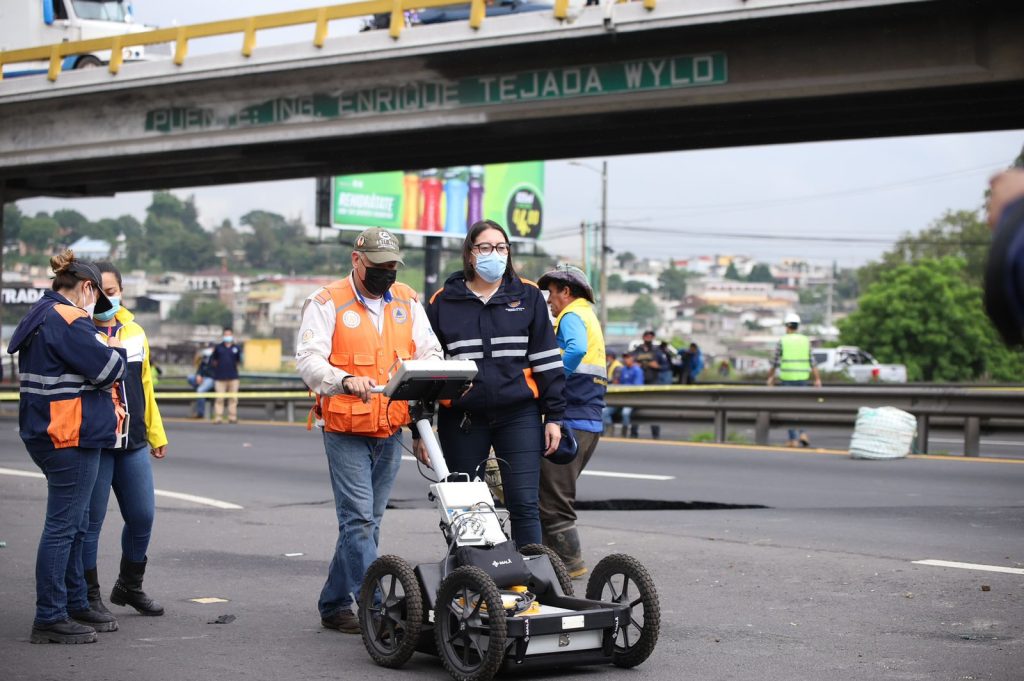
[411,299,443,361]
[295,290,349,396]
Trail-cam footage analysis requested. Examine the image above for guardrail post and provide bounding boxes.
[713,410,727,443]
[755,411,770,445]
[286,401,295,423]
[964,417,980,457]
[916,414,929,454]
[265,400,276,421]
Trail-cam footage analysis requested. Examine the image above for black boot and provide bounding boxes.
[85,568,112,616]
[651,425,661,440]
[110,556,164,616]
[69,606,118,632]
[545,526,587,578]
[629,424,639,439]
[30,618,97,644]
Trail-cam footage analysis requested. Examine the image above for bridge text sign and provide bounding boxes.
[145,53,727,133]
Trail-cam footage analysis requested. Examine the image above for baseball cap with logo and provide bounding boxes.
[354,227,404,265]
[68,260,114,315]
[537,264,595,303]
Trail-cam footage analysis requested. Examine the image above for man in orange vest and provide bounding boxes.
[295,228,442,634]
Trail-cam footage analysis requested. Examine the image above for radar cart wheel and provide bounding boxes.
[434,566,508,681]
[519,543,574,595]
[358,555,424,668]
[585,553,660,668]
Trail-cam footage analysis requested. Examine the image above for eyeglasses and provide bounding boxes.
[471,242,510,256]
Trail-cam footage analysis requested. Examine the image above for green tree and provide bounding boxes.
[840,257,1024,382]
[607,273,624,291]
[623,280,650,294]
[3,203,24,242]
[658,265,690,300]
[52,209,90,241]
[616,251,636,269]
[20,215,60,252]
[193,299,234,327]
[746,263,775,283]
[858,210,990,290]
[630,293,659,326]
[724,262,742,281]
[143,192,217,271]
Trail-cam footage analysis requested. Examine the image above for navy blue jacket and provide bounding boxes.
[7,290,127,452]
[211,342,242,380]
[427,272,565,421]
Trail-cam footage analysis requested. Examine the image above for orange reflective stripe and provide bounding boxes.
[429,288,444,305]
[522,368,540,398]
[47,397,82,448]
[53,304,87,325]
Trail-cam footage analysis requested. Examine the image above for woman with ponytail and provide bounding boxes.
[7,250,126,644]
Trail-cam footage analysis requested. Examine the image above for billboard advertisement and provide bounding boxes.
[333,162,544,240]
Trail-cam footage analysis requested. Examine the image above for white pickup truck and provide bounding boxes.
[812,346,908,383]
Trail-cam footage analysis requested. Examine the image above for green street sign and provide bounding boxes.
[145,53,727,133]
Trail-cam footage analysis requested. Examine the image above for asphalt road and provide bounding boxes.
[1,415,1022,681]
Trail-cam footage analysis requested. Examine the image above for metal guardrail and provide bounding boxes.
[605,385,1024,456]
[0,0,658,82]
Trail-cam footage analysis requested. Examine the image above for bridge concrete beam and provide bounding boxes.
[1,0,1022,199]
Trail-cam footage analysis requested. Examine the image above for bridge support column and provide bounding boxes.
[424,236,442,301]
[964,417,981,457]
[754,411,770,445]
[916,414,929,454]
[713,410,727,443]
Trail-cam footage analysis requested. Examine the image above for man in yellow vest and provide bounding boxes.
[766,312,822,447]
[295,228,442,633]
[538,265,607,578]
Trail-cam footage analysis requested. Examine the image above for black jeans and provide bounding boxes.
[438,402,544,547]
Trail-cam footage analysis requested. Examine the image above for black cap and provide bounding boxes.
[545,424,579,466]
[68,261,113,315]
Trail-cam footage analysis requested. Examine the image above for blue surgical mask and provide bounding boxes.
[475,252,507,283]
[223,336,234,344]
[93,296,120,322]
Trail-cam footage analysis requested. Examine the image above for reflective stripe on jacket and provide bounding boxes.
[94,307,168,450]
[554,298,607,422]
[8,290,127,451]
[779,333,812,382]
[320,277,416,438]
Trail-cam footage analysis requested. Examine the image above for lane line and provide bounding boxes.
[930,437,1023,447]
[0,466,243,510]
[399,456,673,481]
[913,559,1024,575]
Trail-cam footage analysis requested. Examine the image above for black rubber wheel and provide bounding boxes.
[74,55,102,69]
[357,555,424,669]
[585,553,660,668]
[435,566,508,681]
[519,544,574,596]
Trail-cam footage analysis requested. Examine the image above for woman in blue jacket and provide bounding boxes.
[426,220,566,547]
[7,251,126,644]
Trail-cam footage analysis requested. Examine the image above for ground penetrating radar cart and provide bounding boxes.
[357,360,660,681]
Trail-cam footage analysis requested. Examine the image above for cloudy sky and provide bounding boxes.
[16,0,1024,268]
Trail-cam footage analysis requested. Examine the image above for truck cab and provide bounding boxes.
[1,1,157,77]
[812,346,908,383]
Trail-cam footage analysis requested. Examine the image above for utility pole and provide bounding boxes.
[825,259,836,330]
[599,160,608,330]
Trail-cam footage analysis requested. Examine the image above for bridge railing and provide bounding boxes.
[0,0,657,83]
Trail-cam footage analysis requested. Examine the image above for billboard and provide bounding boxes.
[333,162,544,240]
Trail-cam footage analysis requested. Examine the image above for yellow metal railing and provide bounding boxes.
[0,0,657,83]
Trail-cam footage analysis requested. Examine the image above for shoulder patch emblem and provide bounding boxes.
[314,290,330,305]
[342,310,361,329]
[301,328,315,343]
[392,306,408,324]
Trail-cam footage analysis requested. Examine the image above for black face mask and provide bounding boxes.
[362,266,397,297]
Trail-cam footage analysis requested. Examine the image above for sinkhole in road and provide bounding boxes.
[575,499,770,511]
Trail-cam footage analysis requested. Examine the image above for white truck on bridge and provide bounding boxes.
[812,346,908,383]
[0,0,157,77]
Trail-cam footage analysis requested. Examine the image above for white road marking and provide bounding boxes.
[913,559,1024,575]
[0,466,243,510]
[400,457,673,481]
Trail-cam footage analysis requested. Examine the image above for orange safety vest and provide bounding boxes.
[318,277,417,438]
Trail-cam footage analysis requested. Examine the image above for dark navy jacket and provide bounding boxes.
[211,342,242,380]
[7,290,127,452]
[427,271,565,421]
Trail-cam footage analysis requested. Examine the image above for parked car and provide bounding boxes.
[812,346,907,383]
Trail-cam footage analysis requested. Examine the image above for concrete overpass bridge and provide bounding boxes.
[0,0,1022,201]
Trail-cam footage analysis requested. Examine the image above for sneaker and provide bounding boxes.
[70,607,118,632]
[30,618,98,644]
[321,609,360,634]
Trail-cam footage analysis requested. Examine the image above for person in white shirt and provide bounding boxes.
[295,228,441,634]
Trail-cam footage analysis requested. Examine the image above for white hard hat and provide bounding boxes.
[784,313,801,326]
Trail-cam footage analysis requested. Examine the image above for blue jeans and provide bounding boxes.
[28,446,100,625]
[191,376,215,417]
[438,402,543,547]
[782,380,809,439]
[657,369,674,385]
[319,431,402,618]
[83,444,156,570]
[603,406,633,428]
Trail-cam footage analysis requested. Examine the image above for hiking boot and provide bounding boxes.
[30,618,97,644]
[568,565,589,580]
[321,609,360,634]
[110,556,164,616]
[70,606,118,632]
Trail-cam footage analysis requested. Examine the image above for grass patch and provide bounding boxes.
[690,431,751,444]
